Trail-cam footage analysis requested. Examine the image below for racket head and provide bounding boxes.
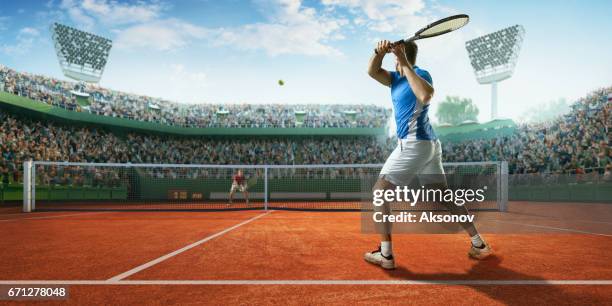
[375,14,469,54]
[247,175,258,188]
[411,14,469,40]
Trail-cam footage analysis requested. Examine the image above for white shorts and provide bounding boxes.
[379,139,446,186]
[230,183,247,193]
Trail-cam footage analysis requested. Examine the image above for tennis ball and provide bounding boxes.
[278,79,284,86]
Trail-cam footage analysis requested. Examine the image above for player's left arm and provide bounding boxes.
[393,44,434,104]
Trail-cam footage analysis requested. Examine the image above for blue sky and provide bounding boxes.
[0,0,611,123]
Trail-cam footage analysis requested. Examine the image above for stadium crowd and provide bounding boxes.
[443,87,611,176]
[1,62,610,186]
[0,65,389,128]
[0,108,395,185]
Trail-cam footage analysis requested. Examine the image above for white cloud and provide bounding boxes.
[115,0,347,56]
[216,21,344,57]
[19,27,40,36]
[0,16,10,31]
[80,0,162,25]
[59,0,162,29]
[323,0,424,20]
[114,18,209,51]
[1,27,41,55]
[60,0,96,30]
[150,64,208,103]
[170,64,206,83]
[322,0,429,33]
[215,0,347,56]
[103,63,209,104]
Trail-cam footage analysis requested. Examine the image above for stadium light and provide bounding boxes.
[50,23,112,85]
[465,25,525,119]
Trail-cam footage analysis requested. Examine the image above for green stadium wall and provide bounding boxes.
[509,183,612,203]
[125,177,611,203]
[4,181,610,205]
[0,184,127,202]
[133,177,363,201]
[435,119,517,142]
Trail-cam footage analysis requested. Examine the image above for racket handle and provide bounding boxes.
[373,39,405,54]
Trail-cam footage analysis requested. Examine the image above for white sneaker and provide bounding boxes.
[364,246,396,270]
[468,241,492,260]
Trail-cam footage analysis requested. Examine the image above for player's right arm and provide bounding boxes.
[367,40,392,87]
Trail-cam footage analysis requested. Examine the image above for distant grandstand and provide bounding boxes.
[0,65,390,130]
[0,62,609,177]
[443,87,610,175]
[0,60,610,204]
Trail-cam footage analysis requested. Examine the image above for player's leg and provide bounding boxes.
[242,185,249,205]
[425,182,478,234]
[228,184,236,205]
[364,177,396,269]
[421,140,492,259]
[364,141,428,269]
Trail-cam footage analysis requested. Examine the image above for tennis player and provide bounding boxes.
[228,170,249,206]
[364,40,492,269]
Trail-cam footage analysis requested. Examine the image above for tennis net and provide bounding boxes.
[22,161,507,212]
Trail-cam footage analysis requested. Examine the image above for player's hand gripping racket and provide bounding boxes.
[375,14,469,54]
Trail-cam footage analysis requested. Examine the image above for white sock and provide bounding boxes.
[380,241,392,257]
[471,234,484,247]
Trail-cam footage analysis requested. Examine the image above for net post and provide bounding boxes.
[22,161,32,212]
[32,164,36,211]
[264,166,268,211]
[500,161,508,212]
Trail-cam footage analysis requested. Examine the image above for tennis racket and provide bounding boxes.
[375,14,469,54]
[246,173,259,189]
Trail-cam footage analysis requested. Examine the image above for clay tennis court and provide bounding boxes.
[1,201,611,305]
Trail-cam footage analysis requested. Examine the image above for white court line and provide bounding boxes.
[502,212,612,225]
[0,280,610,286]
[485,219,612,237]
[0,211,48,217]
[107,211,273,282]
[0,212,111,222]
[571,219,612,225]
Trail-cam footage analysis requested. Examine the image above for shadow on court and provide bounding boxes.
[383,255,609,304]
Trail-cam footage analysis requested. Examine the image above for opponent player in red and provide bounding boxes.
[229,170,249,206]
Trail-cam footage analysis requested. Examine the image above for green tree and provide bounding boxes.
[435,96,479,125]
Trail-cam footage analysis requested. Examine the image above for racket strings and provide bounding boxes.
[419,16,469,38]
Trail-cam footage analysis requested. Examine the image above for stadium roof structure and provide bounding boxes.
[50,23,112,83]
[465,25,525,119]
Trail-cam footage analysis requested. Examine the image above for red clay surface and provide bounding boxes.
[129,212,612,281]
[0,202,611,305]
[0,211,263,279]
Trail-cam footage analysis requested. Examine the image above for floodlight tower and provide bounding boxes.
[465,25,525,119]
[50,23,112,96]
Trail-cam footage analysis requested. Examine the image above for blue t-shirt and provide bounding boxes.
[390,66,436,140]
